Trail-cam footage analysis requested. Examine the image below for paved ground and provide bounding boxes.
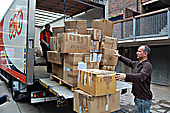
[0,79,169,113]
[117,84,170,113]
[0,65,169,113]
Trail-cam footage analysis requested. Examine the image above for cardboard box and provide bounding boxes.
[78,69,116,96]
[100,48,118,66]
[74,89,120,113]
[50,36,57,51]
[100,66,115,71]
[47,51,62,65]
[52,27,65,33]
[65,20,87,34]
[57,33,91,53]
[65,29,78,34]
[63,53,90,86]
[89,62,99,69]
[87,28,101,40]
[92,19,114,37]
[90,40,99,52]
[90,53,102,62]
[99,36,117,52]
[52,63,63,79]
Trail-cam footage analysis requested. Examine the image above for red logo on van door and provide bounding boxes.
[9,9,23,40]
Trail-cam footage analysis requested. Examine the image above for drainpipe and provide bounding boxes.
[105,0,109,19]
[168,7,170,38]
[136,0,138,12]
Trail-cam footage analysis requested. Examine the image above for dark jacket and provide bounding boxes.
[119,56,153,100]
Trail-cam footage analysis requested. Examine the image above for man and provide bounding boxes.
[113,45,152,113]
[40,24,52,73]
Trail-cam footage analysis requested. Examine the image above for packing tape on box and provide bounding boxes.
[89,74,91,86]
[105,95,109,111]
[63,67,76,72]
[84,73,87,85]
[78,70,81,82]
[79,106,82,113]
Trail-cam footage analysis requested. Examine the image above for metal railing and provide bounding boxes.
[112,8,170,40]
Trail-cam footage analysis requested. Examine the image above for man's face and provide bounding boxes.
[45,25,50,31]
[136,46,145,60]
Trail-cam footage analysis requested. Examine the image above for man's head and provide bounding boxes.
[136,45,151,62]
[45,24,50,32]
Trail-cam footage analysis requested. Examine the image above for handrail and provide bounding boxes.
[112,7,169,24]
[134,8,168,19]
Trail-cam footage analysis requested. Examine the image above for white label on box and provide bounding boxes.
[105,95,109,111]
[84,73,87,85]
[97,54,102,62]
[63,67,71,72]
[90,53,93,61]
[89,74,91,86]
[78,62,87,69]
[93,53,97,62]
[79,106,82,113]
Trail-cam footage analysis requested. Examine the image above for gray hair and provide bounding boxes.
[143,45,151,57]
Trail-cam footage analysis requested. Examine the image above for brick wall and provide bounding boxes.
[109,0,152,18]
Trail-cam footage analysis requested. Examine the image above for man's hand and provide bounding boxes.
[113,50,121,57]
[116,73,126,81]
[46,43,49,47]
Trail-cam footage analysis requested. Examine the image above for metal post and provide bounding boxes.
[133,18,136,41]
[168,8,170,38]
[64,0,66,32]
[27,0,36,85]
[105,0,109,19]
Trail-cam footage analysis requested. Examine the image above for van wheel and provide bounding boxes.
[10,78,20,101]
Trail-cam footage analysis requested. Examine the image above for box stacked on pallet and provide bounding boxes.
[63,53,90,86]
[74,69,120,113]
[47,19,121,112]
[65,20,87,34]
[48,20,93,87]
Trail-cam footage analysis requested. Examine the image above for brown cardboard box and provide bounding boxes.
[47,51,62,65]
[65,29,78,34]
[78,69,116,96]
[90,53,102,63]
[50,36,57,51]
[57,33,91,53]
[92,19,114,37]
[74,89,120,113]
[90,40,99,52]
[65,20,87,34]
[52,27,65,33]
[100,48,118,66]
[52,63,63,79]
[87,28,101,40]
[99,36,117,52]
[100,65,115,71]
[63,53,90,86]
[89,62,99,69]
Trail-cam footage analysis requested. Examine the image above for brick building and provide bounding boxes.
[108,0,170,86]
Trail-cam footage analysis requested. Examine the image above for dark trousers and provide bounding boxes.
[41,46,52,72]
[0,95,7,105]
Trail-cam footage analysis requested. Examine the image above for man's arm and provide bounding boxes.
[117,62,152,82]
[113,50,137,69]
[125,62,152,82]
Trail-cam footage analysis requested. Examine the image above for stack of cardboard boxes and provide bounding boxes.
[74,69,120,113]
[47,19,120,112]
